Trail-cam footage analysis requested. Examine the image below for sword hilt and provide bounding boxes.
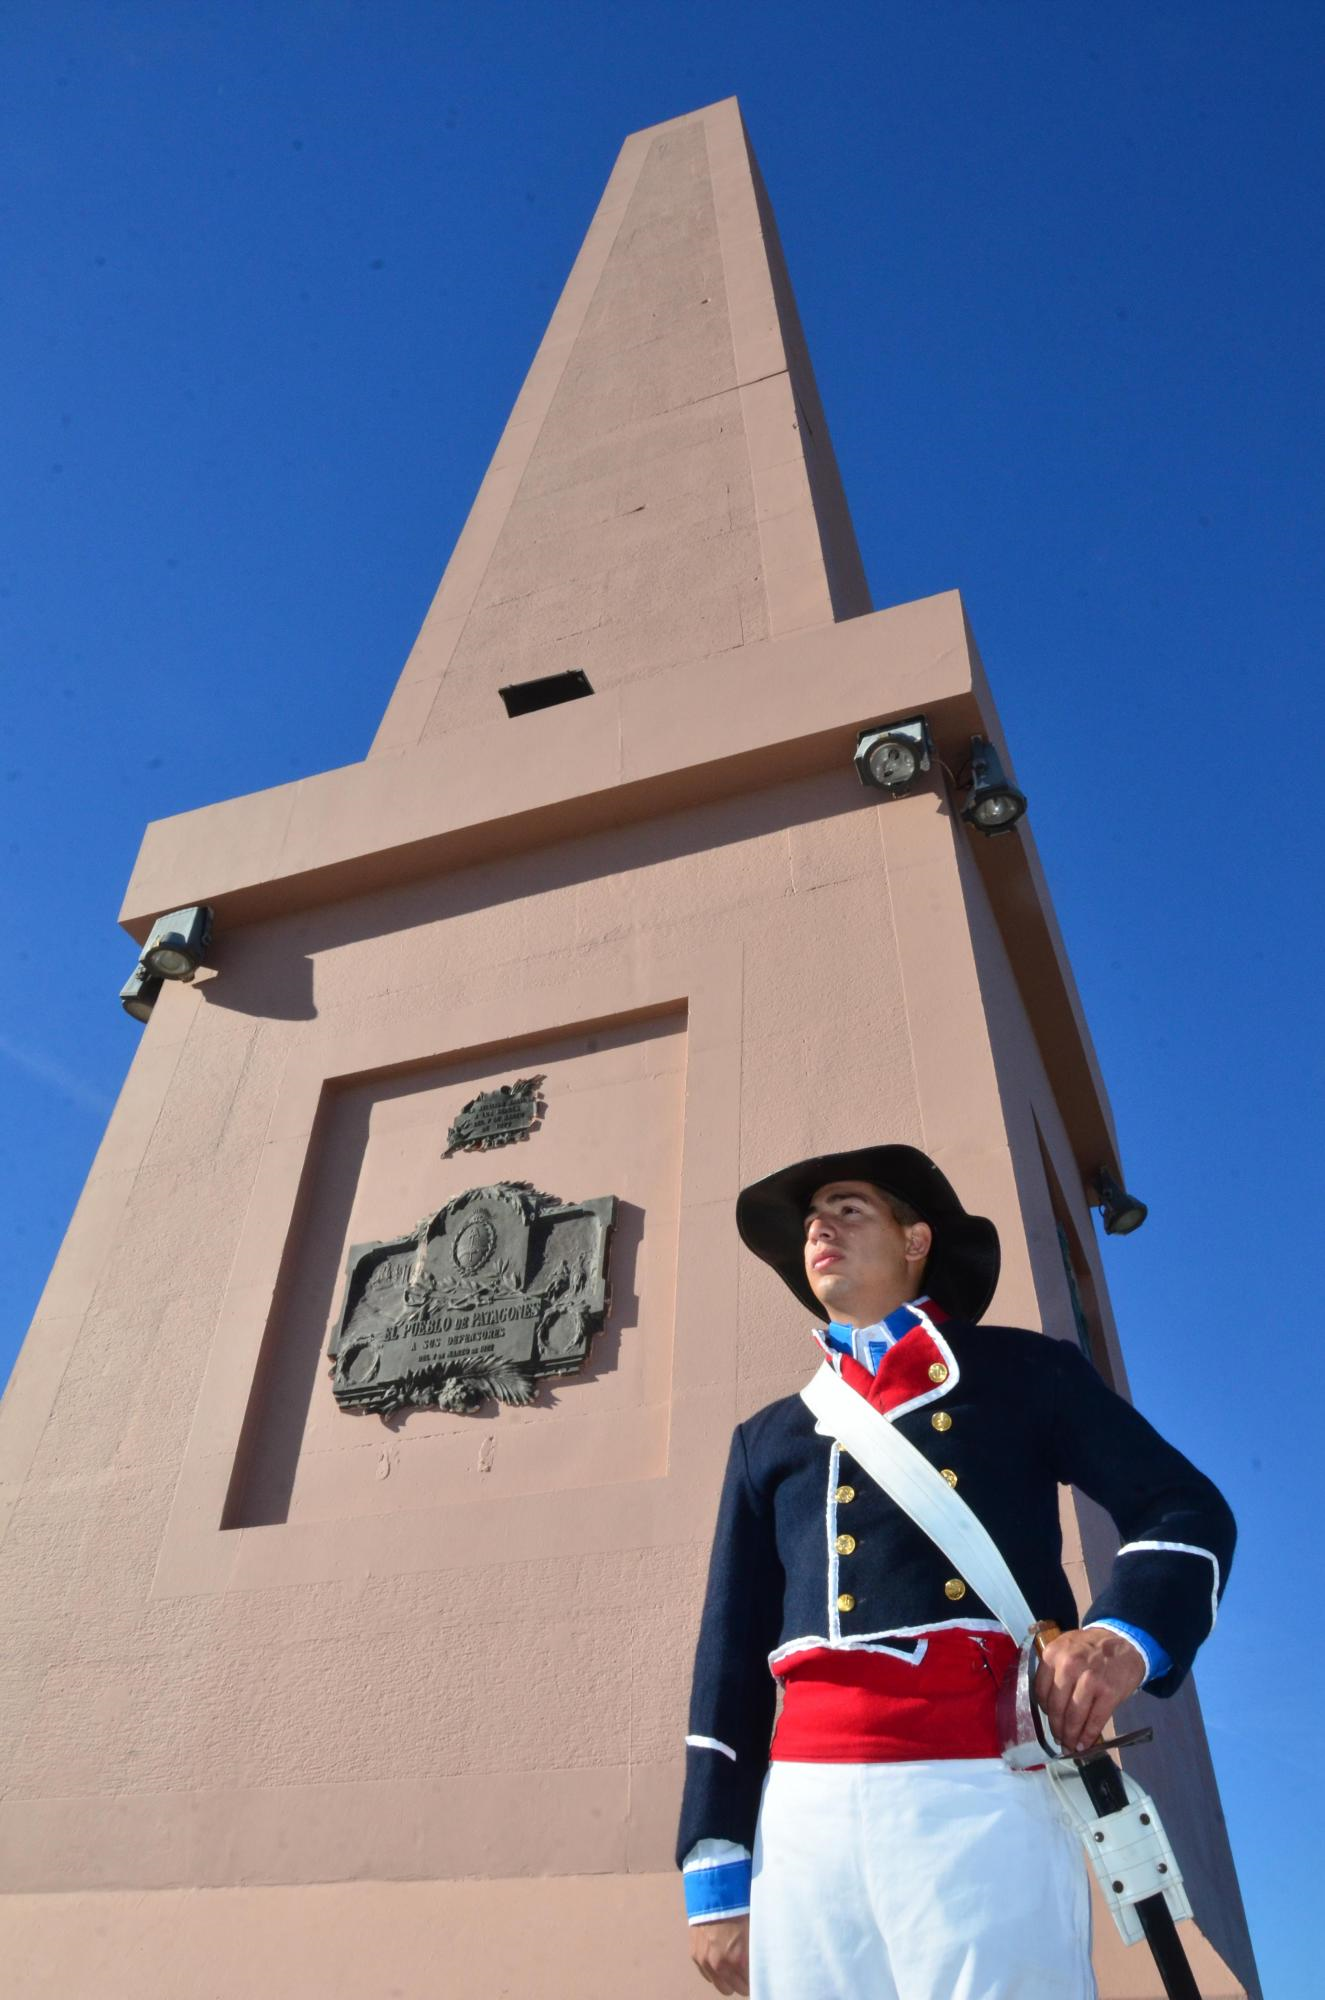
[1030,1621,1154,1756]
[1031,1618,1062,1656]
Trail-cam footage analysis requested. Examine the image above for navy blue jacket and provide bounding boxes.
[677,1320,1235,1863]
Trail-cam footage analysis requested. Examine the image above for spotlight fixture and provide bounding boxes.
[959,736,1027,836]
[120,964,164,1023]
[141,906,213,982]
[1095,1167,1148,1236]
[854,717,932,796]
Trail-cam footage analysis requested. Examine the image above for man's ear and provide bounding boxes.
[905,1221,933,1267]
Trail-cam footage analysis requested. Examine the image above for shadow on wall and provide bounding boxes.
[193,765,906,1013]
[196,947,317,1021]
[567,1193,642,1394]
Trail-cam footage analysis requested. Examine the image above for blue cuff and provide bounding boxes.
[683,1857,752,1923]
[1089,1618,1172,1684]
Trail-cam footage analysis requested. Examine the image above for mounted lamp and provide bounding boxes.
[960,736,1027,835]
[854,718,932,796]
[141,906,213,981]
[119,964,164,1023]
[1095,1167,1148,1236]
[120,905,214,1024]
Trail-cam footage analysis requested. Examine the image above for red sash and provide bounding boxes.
[770,1630,1018,1763]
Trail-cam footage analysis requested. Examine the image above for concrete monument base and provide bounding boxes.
[0,1874,1245,2000]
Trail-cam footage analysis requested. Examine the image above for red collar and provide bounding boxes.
[833,1300,958,1421]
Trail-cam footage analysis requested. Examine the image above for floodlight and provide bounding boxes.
[120,964,163,1023]
[960,736,1027,835]
[1095,1167,1148,1236]
[854,718,931,795]
[142,906,213,982]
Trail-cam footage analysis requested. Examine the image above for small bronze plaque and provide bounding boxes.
[328,1181,616,1417]
[444,1075,544,1156]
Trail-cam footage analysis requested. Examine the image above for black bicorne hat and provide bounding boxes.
[735,1144,1000,1324]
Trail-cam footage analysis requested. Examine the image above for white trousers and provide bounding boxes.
[749,1759,1095,2000]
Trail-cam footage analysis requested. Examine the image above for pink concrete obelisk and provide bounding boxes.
[0,100,1256,1998]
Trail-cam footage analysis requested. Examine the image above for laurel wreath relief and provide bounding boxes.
[329,1182,611,1421]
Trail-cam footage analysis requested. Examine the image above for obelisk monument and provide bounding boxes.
[0,100,1256,1998]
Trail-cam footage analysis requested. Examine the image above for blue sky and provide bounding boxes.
[2,5,1321,1992]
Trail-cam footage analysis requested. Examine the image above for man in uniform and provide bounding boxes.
[678,1145,1234,1999]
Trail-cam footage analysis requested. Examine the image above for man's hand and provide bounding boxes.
[1035,1625,1146,1754]
[689,1915,750,1996]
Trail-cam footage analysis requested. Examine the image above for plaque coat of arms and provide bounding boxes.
[328,1181,616,1417]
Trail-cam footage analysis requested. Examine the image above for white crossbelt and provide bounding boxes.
[801,1360,1036,1639]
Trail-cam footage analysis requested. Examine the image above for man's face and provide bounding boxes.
[802,1180,932,1327]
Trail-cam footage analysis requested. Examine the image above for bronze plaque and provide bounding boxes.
[328,1181,616,1417]
[444,1075,545,1155]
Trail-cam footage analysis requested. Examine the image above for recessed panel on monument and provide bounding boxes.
[224,1013,684,1531]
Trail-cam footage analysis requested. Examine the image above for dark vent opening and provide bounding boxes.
[498,669,594,718]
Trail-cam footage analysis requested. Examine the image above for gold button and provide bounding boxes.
[944,1578,967,1601]
[834,1533,856,1556]
[940,1468,958,1488]
[835,1484,856,1504]
[931,1411,953,1433]
[928,1362,949,1385]
[837,1592,856,1613]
